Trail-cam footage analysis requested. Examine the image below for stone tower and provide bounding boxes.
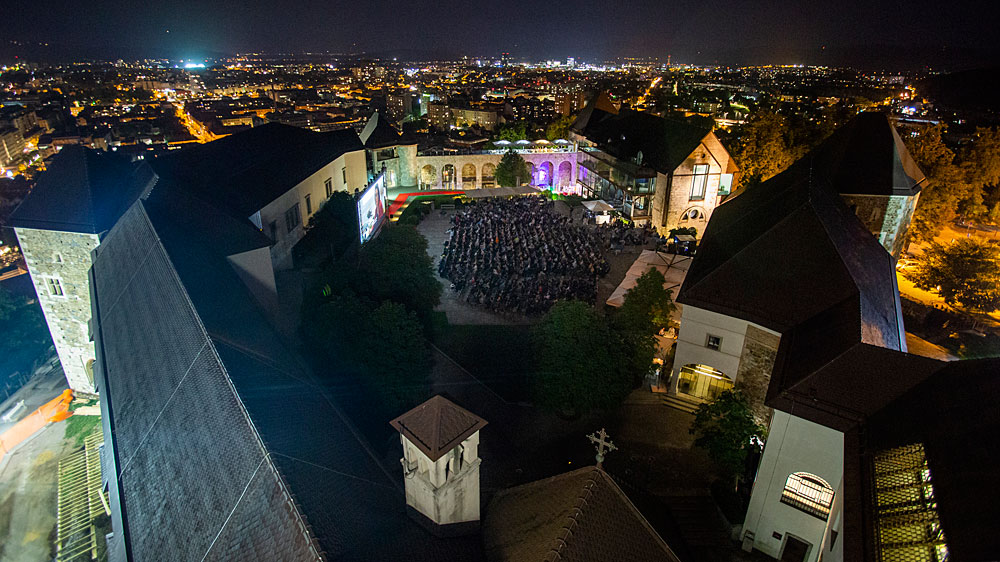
[9,146,154,393]
[390,395,487,535]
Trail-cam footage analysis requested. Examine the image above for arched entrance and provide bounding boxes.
[442,164,457,190]
[536,161,554,188]
[420,165,437,190]
[481,163,496,188]
[676,364,733,401]
[557,161,572,189]
[462,163,477,189]
[525,163,536,187]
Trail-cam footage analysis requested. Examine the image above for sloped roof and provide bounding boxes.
[575,108,712,175]
[390,395,488,462]
[677,166,903,347]
[360,110,408,149]
[10,145,154,234]
[92,186,485,561]
[483,466,680,562]
[570,91,619,133]
[150,123,363,217]
[784,112,925,197]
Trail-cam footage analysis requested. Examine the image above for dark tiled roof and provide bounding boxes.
[678,166,903,347]
[483,466,680,562]
[390,395,488,462]
[92,185,485,561]
[150,123,363,218]
[9,145,155,234]
[787,112,925,197]
[360,111,406,149]
[575,107,710,175]
[570,91,619,134]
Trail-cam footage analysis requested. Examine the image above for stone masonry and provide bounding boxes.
[735,324,781,425]
[14,227,100,392]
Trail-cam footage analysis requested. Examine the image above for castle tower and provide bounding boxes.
[390,395,487,535]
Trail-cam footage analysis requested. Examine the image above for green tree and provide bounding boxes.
[532,301,632,416]
[0,285,19,322]
[353,225,442,320]
[292,191,358,267]
[613,269,675,383]
[545,115,575,141]
[495,149,531,187]
[306,294,431,412]
[988,202,1000,226]
[910,238,1000,313]
[727,111,797,188]
[493,122,528,143]
[905,124,968,243]
[689,390,767,484]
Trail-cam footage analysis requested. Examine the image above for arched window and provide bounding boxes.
[781,472,834,520]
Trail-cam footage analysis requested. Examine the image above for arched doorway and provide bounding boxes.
[420,165,437,190]
[442,164,457,190]
[536,161,554,188]
[677,364,733,400]
[525,163,536,187]
[481,163,496,188]
[557,161,572,189]
[462,163,477,189]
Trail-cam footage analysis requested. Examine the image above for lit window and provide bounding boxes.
[872,443,948,562]
[285,203,301,233]
[325,177,333,198]
[706,335,722,351]
[46,277,64,297]
[781,473,834,520]
[690,164,709,200]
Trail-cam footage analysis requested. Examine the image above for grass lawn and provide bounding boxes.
[433,323,536,403]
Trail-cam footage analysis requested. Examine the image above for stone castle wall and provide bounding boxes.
[15,227,100,392]
[735,324,781,425]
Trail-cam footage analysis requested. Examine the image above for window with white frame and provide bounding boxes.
[325,177,333,198]
[690,164,709,200]
[706,334,722,351]
[45,277,65,297]
[781,472,834,520]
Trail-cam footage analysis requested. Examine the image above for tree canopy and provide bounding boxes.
[292,191,358,267]
[613,268,675,384]
[545,115,575,141]
[493,122,529,142]
[532,301,632,416]
[910,238,1000,313]
[905,124,968,242]
[689,390,767,481]
[305,293,431,412]
[495,150,531,187]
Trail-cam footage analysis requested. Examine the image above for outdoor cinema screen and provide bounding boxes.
[358,172,388,244]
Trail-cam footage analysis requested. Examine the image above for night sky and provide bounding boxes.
[2,0,996,68]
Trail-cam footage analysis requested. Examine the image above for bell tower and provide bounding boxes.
[390,395,487,536]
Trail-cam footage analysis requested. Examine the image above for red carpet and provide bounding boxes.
[387,190,464,217]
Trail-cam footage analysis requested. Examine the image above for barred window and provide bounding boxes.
[781,472,834,520]
[872,443,948,562]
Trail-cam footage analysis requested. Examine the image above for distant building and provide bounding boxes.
[570,93,738,233]
[555,91,589,116]
[387,91,415,122]
[428,101,500,132]
[0,127,26,168]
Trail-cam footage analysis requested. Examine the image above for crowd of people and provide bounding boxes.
[438,197,610,315]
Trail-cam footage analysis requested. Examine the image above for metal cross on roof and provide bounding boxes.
[587,428,617,467]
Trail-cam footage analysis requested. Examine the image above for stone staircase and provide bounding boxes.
[660,392,703,414]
